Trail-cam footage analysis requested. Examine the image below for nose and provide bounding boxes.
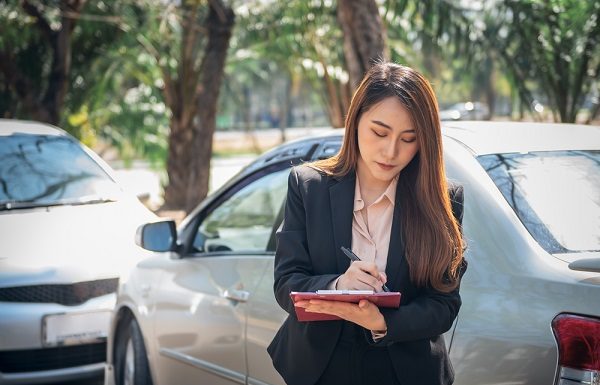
[384,138,399,160]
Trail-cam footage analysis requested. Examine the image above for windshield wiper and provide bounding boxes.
[0,200,64,211]
[0,196,117,211]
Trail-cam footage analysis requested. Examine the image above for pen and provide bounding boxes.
[340,246,391,292]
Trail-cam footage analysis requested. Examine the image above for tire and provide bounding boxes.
[115,318,153,385]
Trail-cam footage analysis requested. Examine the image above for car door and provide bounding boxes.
[244,140,343,385]
[151,165,291,385]
[245,258,288,385]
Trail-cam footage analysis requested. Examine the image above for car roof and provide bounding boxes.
[440,121,600,156]
[246,121,600,175]
[0,119,68,137]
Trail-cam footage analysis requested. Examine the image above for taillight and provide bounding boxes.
[552,313,600,384]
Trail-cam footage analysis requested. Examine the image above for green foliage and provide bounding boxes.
[2,0,597,173]
[224,0,346,126]
[0,1,132,128]
[67,1,170,164]
[0,1,48,118]
[486,0,600,122]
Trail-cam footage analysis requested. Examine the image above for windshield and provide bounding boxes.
[0,133,121,207]
[478,150,600,254]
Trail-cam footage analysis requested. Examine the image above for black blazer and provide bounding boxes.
[268,165,466,385]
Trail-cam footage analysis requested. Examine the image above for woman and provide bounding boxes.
[267,62,467,385]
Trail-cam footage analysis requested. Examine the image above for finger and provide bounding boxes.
[342,263,383,290]
[307,301,352,316]
[356,272,383,291]
[353,262,385,290]
[348,278,378,291]
[355,261,381,278]
[340,270,377,290]
[379,272,387,284]
[358,299,369,309]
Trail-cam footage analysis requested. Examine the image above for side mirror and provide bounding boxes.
[135,220,177,252]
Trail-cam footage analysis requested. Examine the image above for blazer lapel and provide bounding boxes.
[329,171,356,273]
[384,179,407,291]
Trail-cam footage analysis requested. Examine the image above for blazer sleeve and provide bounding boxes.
[366,184,467,344]
[272,167,339,315]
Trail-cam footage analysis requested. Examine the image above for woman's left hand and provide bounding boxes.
[295,299,387,331]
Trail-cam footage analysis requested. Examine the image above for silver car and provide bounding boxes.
[105,122,600,385]
[0,120,156,384]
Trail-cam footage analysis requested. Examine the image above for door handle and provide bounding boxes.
[223,289,250,303]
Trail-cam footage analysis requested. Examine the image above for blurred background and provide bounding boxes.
[1,0,598,219]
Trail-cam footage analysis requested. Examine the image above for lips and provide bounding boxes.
[376,162,395,171]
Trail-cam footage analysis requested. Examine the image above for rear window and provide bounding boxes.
[478,150,599,254]
[0,133,120,205]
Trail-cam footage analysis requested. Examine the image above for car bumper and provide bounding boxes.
[0,294,115,383]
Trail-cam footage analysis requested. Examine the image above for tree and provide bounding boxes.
[232,0,349,128]
[486,0,600,122]
[382,0,502,116]
[138,0,234,212]
[0,0,128,127]
[0,0,85,124]
[337,0,387,89]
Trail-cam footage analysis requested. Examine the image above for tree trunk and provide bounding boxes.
[161,2,201,211]
[42,0,83,124]
[185,1,235,213]
[278,75,291,143]
[483,58,495,119]
[318,55,344,128]
[0,0,84,125]
[586,100,600,124]
[337,0,387,90]
[485,78,496,119]
[162,1,234,213]
[162,119,194,210]
[242,85,261,153]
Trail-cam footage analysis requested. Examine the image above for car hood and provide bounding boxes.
[0,198,156,287]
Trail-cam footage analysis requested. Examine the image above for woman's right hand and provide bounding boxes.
[336,261,387,292]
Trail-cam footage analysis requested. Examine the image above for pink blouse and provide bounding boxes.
[351,173,398,274]
[327,173,398,339]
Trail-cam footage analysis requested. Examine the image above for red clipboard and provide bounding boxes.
[290,291,401,322]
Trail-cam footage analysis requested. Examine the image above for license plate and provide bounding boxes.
[43,311,111,346]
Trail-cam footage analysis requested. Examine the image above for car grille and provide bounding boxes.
[0,342,106,373]
[0,278,118,306]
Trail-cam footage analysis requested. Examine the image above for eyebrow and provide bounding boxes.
[371,120,415,133]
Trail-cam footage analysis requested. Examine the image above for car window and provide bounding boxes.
[0,133,120,205]
[193,167,290,254]
[478,150,600,254]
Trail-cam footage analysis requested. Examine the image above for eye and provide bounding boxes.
[372,129,386,137]
[402,138,416,143]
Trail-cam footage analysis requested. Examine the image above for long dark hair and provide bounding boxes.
[310,62,464,292]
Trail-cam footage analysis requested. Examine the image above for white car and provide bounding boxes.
[0,120,156,384]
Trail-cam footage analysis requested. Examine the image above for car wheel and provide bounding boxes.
[116,318,153,385]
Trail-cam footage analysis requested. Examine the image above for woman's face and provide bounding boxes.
[356,96,420,185]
